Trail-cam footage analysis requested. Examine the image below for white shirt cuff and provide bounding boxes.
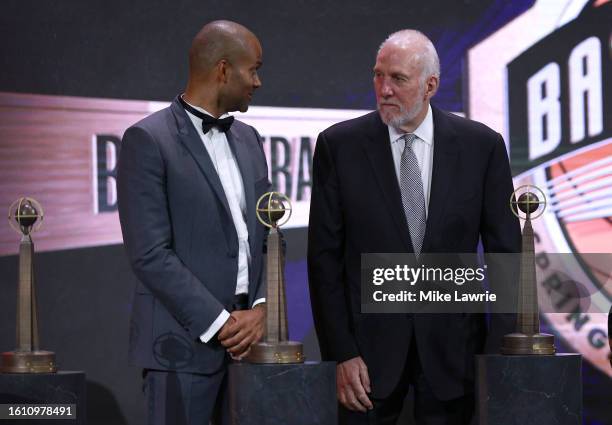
[199,309,230,343]
[252,298,266,308]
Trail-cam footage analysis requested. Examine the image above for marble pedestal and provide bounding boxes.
[477,354,581,425]
[228,361,336,425]
[0,371,86,424]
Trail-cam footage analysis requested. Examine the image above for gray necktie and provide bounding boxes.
[400,134,426,255]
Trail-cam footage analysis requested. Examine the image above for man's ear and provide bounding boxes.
[425,74,439,99]
[217,59,230,84]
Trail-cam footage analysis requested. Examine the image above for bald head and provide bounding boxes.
[184,20,262,117]
[189,20,259,76]
[379,30,440,85]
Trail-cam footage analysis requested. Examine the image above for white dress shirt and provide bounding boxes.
[387,104,434,217]
[181,100,263,343]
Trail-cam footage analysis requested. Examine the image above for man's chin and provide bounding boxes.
[378,107,392,125]
[377,110,397,126]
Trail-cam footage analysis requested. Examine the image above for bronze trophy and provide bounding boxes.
[501,185,555,355]
[0,197,57,373]
[245,192,304,364]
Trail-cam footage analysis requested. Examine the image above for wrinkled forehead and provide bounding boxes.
[375,43,422,71]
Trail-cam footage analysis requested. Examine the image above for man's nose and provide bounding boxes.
[253,74,262,89]
[380,81,393,97]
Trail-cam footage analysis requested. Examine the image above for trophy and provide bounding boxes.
[245,192,304,364]
[501,185,555,355]
[0,197,57,373]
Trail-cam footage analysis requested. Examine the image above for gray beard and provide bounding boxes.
[379,101,422,130]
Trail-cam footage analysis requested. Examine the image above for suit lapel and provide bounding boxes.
[422,107,460,252]
[361,113,414,252]
[226,128,257,254]
[171,98,233,221]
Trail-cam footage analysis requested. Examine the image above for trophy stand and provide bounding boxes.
[228,192,336,425]
[245,192,303,364]
[500,186,554,355]
[476,186,582,425]
[0,198,86,424]
[1,197,56,373]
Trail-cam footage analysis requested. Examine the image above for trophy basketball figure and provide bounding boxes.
[245,192,304,364]
[501,185,555,355]
[1,197,56,373]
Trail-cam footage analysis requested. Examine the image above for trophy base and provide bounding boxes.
[500,333,556,355]
[245,341,305,364]
[0,350,57,373]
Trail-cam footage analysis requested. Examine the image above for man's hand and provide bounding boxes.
[218,304,265,358]
[337,356,373,412]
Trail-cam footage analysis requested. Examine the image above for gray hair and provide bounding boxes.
[379,29,440,84]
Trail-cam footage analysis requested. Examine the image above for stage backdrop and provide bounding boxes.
[0,1,610,424]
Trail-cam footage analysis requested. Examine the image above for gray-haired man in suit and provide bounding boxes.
[308,30,521,425]
[117,20,269,425]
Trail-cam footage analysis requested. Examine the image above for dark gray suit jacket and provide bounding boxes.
[117,96,269,374]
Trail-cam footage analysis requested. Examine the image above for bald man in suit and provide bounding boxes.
[118,20,269,425]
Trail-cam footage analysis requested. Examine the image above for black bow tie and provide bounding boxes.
[179,96,234,133]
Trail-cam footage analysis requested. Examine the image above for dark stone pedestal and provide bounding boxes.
[477,354,581,425]
[0,371,86,424]
[228,361,336,425]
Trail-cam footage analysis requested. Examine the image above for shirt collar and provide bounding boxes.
[181,94,230,120]
[388,104,433,145]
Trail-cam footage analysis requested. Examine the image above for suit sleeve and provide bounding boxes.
[117,125,225,341]
[480,133,522,353]
[307,132,359,362]
[251,125,271,303]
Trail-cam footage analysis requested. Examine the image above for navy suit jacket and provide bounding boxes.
[117,96,269,374]
[307,107,521,400]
